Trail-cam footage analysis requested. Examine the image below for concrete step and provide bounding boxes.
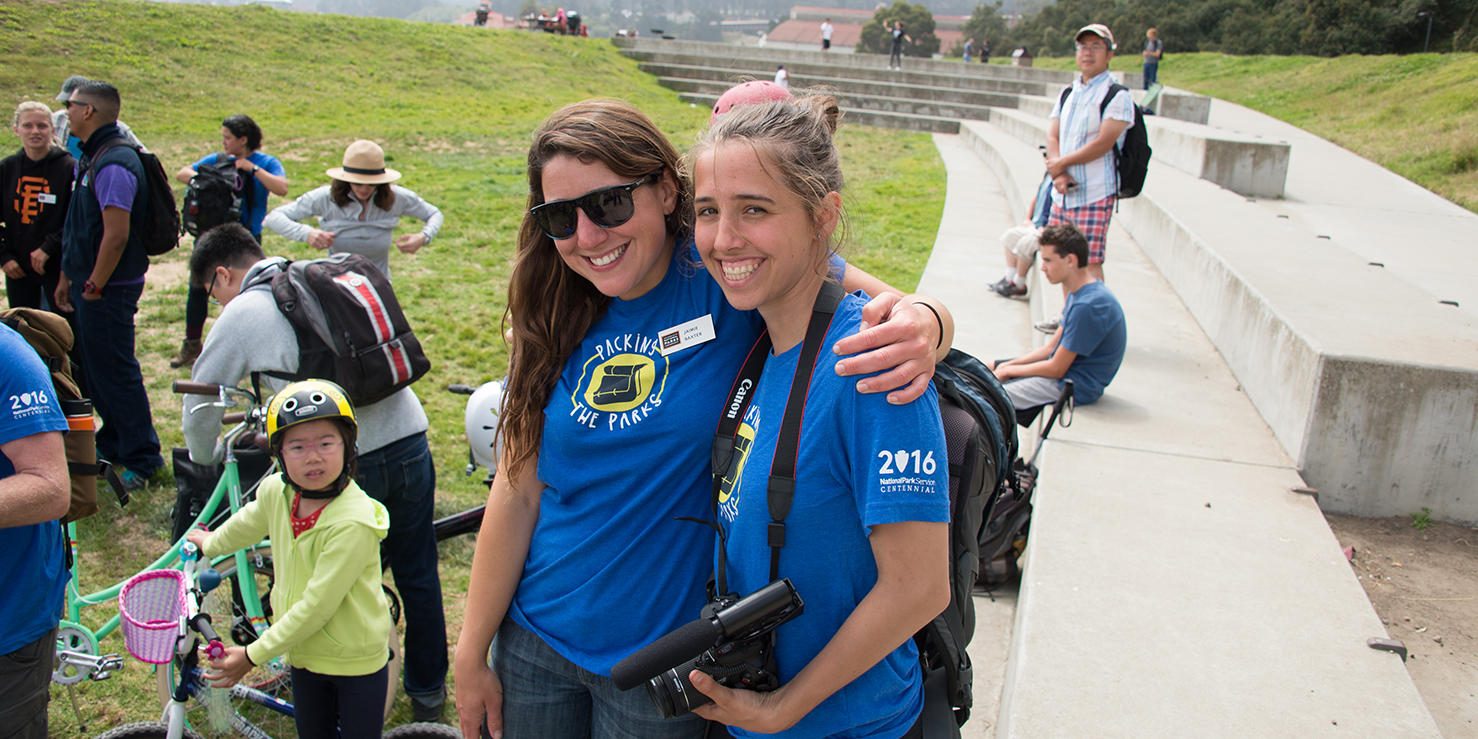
[662,78,999,123]
[627,52,1053,96]
[639,61,1027,107]
[928,127,1441,736]
[678,91,961,133]
[986,106,1292,198]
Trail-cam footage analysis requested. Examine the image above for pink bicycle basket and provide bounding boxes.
[118,569,187,664]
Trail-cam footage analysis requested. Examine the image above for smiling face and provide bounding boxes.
[538,153,677,301]
[693,141,836,345]
[1075,33,1113,78]
[279,419,346,493]
[14,109,53,156]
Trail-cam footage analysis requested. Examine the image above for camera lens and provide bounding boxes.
[645,656,713,718]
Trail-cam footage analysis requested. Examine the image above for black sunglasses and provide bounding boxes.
[65,99,92,110]
[530,174,653,240]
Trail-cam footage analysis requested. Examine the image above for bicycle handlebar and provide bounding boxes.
[173,380,224,395]
[222,412,247,425]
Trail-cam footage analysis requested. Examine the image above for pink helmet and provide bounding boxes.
[710,80,794,124]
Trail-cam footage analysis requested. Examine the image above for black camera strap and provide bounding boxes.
[712,280,845,587]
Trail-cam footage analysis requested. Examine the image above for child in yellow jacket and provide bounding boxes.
[187,379,392,737]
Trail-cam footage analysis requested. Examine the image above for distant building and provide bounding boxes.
[764,5,968,56]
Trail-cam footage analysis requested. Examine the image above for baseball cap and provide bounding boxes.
[56,75,90,102]
[1075,24,1116,49]
[710,81,793,124]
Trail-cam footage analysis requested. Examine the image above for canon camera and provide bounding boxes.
[611,579,804,718]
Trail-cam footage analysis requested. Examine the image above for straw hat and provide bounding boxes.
[326,140,402,185]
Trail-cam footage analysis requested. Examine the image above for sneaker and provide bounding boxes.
[119,468,150,492]
[1034,318,1060,334]
[410,692,445,723]
[169,339,203,369]
[987,277,1012,294]
[993,281,1028,299]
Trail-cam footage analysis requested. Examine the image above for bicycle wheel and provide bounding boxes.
[95,721,204,739]
[383,722,462,738]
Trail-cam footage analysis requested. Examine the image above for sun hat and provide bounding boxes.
[1075,24,1116,50]
[710,80,794,124]
[55,75,91,102]
[326,140,402,185]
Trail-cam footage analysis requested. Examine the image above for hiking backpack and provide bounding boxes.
[247,253,430,406]
[712,286,1020,733]
[1,308,127,524]
[181,153,244,237]
[1059,82,1152,198]
[87,139,181,255]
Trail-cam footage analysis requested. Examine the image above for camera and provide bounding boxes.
[611,579,804,718]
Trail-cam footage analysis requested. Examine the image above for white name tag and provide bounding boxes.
[37,193,57,204]
[657,314,716,356]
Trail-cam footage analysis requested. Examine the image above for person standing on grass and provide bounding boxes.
[187,380,393,738]
[2,102,73,316]
[264,139,442,280]
[168,114,288,369]
[0,323,70,739]
[1142,28,1163,89]
[54,79,163,493]
[183,222,450,722]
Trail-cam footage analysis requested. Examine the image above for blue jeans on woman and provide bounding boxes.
[493,619,709,739]
[354,432,447,707]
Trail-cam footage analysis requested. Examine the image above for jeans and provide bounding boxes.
[1143,61,1159,88]
[354,432,447,702]
[70,281,162,474]
[0,628,55,739]
[493,619,708,739]
[291,663,389,739]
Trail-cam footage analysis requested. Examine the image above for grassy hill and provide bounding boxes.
[1027,51,1478,213]
[1,0,944,732]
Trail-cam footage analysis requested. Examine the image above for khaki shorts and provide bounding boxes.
[1000,224,1041,262]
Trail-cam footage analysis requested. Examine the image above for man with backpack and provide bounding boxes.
[183,223,448,722]
[168,114,289,369]
[1042,23,1134,287]
[54,80,163,492]
[0,321,70,739]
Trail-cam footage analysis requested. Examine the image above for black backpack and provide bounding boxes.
[713,286,1019,732]
[1059,83,1152,198]
[246,253,430,406]
[87,140,181,255]
[181,153,244,237]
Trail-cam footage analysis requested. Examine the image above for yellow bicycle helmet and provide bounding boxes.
[266,379,359,496]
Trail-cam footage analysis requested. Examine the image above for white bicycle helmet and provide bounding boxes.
[464,379,505,472]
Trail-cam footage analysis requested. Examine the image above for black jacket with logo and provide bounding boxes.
[0,145,75,270]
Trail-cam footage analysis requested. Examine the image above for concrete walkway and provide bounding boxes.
[916,124,1442,734]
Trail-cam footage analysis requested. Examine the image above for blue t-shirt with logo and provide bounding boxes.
[190,151,284,238]
[717,292,949,739]
[513,240,765,674]
[1058,280,1127,404]
[0,323,69,655]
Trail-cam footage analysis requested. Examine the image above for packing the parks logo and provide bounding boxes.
[566,331,671,431]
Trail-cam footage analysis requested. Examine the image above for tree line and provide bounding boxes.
[959,0,1477,57]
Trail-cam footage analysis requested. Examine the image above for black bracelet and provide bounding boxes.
[913,301,944,350]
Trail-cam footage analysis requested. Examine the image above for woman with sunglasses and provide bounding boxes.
[454,98,954,739]
[263,139,442,279]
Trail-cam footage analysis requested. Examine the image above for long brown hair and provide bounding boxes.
[330,179,396,210]
[501,99,692,480]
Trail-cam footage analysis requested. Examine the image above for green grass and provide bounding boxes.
[1029,51,1478,213]
[0,0,943,733]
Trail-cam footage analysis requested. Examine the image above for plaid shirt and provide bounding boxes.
[1050,70,1134,208]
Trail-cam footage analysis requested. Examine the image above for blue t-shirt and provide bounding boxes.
[512,240,765,675]
[0,324,69,654]
[1058,280,1126,404]
[718,292,949,739]
[191,151,284,238]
